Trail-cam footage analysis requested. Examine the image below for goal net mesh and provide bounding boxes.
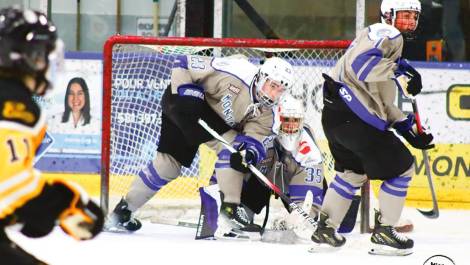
[102,37,348,224]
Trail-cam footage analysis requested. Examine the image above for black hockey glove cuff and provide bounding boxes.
[394,58,422,97]
[229,135,266,173]
[406,73,422,96]
[55,180,104,240]
[393,114,435,150]
[229,143,256,173]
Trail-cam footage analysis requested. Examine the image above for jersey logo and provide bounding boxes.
[368,23,400,40]
[2,101,35,123]
[182,88,204,100]
[221,94,236,126]
[228,84,241,94]
[262,135,275,149]
[299,141,311,154]
[339,87,352,102]
[190,57,205,70]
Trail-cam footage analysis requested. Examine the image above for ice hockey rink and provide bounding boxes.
[7,207,469,265]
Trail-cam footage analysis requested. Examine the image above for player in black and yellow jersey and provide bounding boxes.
[0,6,103,265]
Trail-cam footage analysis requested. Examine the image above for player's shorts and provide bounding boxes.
[157,86,231,167]
[321,106,414,180]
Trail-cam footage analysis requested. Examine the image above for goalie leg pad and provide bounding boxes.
[196,184,221,240]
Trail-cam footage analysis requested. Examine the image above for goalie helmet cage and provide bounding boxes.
[101,35,371,232]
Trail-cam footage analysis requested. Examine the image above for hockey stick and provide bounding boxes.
[198,119,317,229]
[411,99,439,219]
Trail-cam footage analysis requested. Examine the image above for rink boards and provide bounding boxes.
[36,53,470,209]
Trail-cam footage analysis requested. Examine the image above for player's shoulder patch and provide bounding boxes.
[227,83,241,94]
[211,57,258,88]
[292,126,322,167]
[368,23,401,41]
[0,96,41,128]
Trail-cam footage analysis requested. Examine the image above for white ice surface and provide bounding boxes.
[6,208,470,265]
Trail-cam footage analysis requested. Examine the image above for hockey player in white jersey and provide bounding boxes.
[105,55,294,239]
[312,0,434,256]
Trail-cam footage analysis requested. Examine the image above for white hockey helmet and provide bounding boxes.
[253,57,294,107]
[276,93,304,151]
[381,0,421,33]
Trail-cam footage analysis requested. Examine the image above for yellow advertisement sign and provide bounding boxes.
[318,141,470,209]
[447,85,470,120]
[403,143,470,209]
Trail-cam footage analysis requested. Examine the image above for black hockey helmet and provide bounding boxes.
[0,6,58,94]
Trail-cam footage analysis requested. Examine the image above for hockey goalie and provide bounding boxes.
[197,93,328,242]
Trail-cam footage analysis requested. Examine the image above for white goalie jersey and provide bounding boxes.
[260,125,325,206]
[271,105,322,167]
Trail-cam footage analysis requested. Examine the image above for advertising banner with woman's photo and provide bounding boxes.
[35,53,102,173]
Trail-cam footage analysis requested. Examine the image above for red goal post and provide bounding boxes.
[101,35,352,225]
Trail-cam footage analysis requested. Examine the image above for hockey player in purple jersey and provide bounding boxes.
[311,0,434,256]
[105,55,294,240]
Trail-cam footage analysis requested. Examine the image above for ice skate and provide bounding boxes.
[369,210,413,256]
[311,211,345,247]
[215,202,261,240]
[104,198,142,232]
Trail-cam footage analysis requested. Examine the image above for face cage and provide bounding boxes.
[255,75,285,108]
[278,115,303,152]
[391,9,420,40]
[279,116,302,135]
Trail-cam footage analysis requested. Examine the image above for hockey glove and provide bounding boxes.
[393,114,434,150]
[58,181,104,240]
[229,135,266,173]
[229,142,257,173]
[394,58,422,97]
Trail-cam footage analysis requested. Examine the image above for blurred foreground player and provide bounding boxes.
[312,0,434,256]
[0,7,103,265]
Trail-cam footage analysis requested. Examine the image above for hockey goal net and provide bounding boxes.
[101,36,350,225]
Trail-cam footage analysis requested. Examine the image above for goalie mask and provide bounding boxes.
[276,94,304,151]
[0,6,62,95]
[380,0,421,39]
[252,57,294,107]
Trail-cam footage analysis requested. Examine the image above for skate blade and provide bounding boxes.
[369,243,413,256]
[103,220,137,233]
[308,243,342,253]
[215,215,261,241]
[215,229,261,241]
[103,225,135,233]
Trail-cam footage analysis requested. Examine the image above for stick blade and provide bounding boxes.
[417,208,439,219]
